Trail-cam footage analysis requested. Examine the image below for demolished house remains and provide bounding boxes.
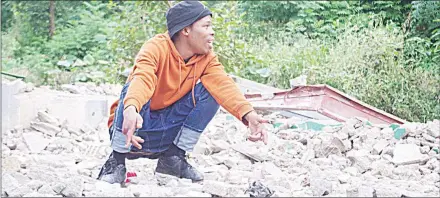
[1,75,439,197]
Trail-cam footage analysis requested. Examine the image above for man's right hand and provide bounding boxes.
[122,105,145,149]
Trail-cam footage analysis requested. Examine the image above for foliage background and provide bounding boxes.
[1,0,439,122]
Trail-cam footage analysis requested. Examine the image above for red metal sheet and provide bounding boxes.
[245,84,406,125]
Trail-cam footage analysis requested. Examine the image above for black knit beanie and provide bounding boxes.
[166,1,212,39]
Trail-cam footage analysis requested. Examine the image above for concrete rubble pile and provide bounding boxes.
[2,81,440,197]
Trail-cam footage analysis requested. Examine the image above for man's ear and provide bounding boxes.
[182,26,191,36]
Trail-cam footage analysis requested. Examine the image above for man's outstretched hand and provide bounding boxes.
[122,105,145,149]
[244,110,269,144]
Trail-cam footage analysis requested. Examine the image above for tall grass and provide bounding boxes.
[238,22,439,122]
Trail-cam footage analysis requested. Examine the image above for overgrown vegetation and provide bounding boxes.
[1,1,439,122]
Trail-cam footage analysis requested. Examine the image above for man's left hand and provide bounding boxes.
[244,111,269,144]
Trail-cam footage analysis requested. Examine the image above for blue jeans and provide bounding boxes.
[109,82,219,158]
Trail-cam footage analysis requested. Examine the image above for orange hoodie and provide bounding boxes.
[107,32,254,128]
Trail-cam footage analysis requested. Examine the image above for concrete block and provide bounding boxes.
[1,172,19,195]
[393,144,423,165]
[30,121,60,137]
[37,111,60,126]
[61,176,84,197]
[23,132,51,153]
[209,139,230,153]
[46,94,111,128]
[310,173,332,196]
[37,184,56,195]
[372,139,389,155]
[338,174,350,184]
[7,185,34,197]
[427,120,440,138]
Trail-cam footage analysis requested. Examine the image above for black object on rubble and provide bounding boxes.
[245,181,274,197]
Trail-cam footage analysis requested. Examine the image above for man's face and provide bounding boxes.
[187,15,215,55]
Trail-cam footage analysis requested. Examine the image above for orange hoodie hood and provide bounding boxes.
[108,32,254,128]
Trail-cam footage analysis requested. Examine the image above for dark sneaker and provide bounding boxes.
[97,154,127,184]
[155,155,204,182]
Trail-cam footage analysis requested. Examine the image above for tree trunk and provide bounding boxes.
[49,0,55,38]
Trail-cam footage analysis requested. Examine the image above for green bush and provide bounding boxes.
[240,19,439,122]
[106,1,168,84]
[403,1,440,70]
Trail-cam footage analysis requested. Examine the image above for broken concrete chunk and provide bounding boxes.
[342,139,352,152]
[392,144,423,165]
[211,150,229,165]
[192,143,210,155]
[330,154,349,170]
[380,127,394,140]
[210,139,230,153]
[347,149,371,173]
[335,130,349,140]
[2,156,22,172]
[223,157,239,169]
[165,179,179,188]
[227,171,249,185]
[406,136,421,146]
[401,122,421,136]
[369,127,382,139]
[352,138,362,150]
[315,137,345,158]
[420,146,431,154]
[68,126,83,137]
[202,180,244,197]
[423,173,440,184]
[343,167,359,177]
[23,132,51,153]
[300,148,315,163]
[61,84,81,94]
[372,139,389,155]
[57,128,71,138]
[37,184,56,195]
[231,143,269,162]
[381,146,394,156]
[419,166,432,175]
[2,172,20,195]
[37,111,60,126]
[155,172,179,186]
[426,158,440,170]
[312,158,332,167]
[427,120,440,138]
[6,139,17,150]
[338,174,350,184]
[262,162,285,178]
[422,133,437,143]
[346,117,363,128]
[371,160,394,178]
[357,186,376,197]
[60,176,84,197]
[30,121,60,137]
[310,171,333,196]
[392,164,422,180]
[128,184,153,197]
[236,159,253,171]
[7,186,34,197]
